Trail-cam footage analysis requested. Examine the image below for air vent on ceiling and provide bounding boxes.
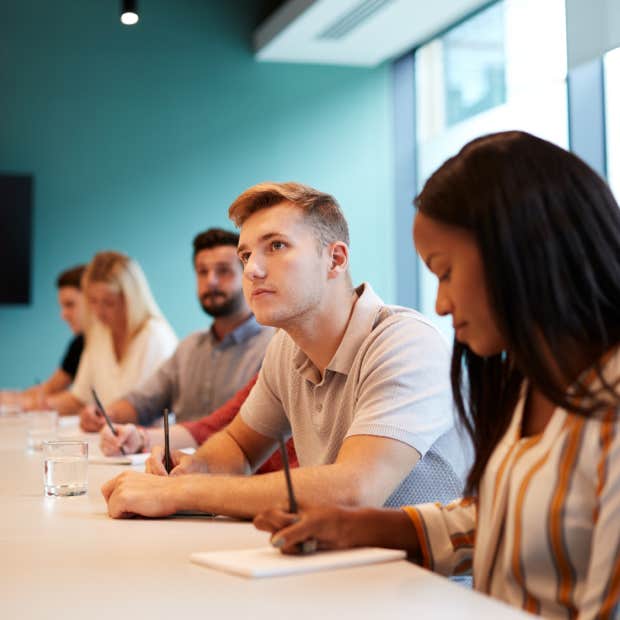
[317,0,395,40]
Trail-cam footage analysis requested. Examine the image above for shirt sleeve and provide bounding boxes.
[239,333,291,440]
[60,334,84,379]
[346,313,454,455]
[577,411,620,620]
[403,497,477,576]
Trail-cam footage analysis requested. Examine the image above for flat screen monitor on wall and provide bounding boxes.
[0,174,33,304]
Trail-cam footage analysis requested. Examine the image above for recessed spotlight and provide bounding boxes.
[120,0,139,26]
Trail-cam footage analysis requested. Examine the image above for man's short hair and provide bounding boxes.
[228,182,350,247]
[56,265,86,290]
[192,228,240,260]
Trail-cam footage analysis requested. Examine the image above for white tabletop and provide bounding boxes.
[0,415,529,619]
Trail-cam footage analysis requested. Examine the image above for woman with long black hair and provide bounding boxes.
[255,131,620,619]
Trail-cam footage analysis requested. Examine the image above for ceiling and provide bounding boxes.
[254,0,493,66]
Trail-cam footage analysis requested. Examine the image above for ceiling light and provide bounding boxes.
[120,0,139,26]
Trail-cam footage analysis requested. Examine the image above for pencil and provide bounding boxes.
[91,387,126,456]
[163,408,172,474]
[278,436,297,513]
[277,436,317,554]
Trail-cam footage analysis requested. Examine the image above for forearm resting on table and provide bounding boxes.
[166,461,404,520]
[23,369,70,398]
[346,508,422,560]
[45,390,83,416]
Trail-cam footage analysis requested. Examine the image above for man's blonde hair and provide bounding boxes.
[228,182,350,248]
[83,251,168,338]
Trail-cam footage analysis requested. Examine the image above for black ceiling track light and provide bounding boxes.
[120,0,139,26]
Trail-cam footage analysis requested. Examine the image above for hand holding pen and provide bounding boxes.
[91,387,126,455]
[269,436,317,554]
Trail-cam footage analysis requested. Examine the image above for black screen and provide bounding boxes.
[0,174,33,304]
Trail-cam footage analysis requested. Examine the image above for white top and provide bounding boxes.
[405,348,620,619]
[241,282,469,506]
[71,317,177,406]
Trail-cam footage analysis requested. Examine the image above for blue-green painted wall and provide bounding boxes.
[0,0,395,387]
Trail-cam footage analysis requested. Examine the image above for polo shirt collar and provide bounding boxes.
[328,283,384,375]
[293,282,384,381]
[210,314,262,348]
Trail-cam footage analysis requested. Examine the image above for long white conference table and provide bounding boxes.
[0,415,530,620]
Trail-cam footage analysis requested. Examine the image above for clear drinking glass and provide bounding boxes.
[0,389,23,416]
[43,440,88,496]
[26,410,58,452]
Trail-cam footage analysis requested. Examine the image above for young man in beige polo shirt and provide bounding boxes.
[102,182,467,519]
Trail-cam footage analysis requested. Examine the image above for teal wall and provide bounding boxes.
[0,0,395,387]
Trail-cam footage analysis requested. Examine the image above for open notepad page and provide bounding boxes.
[89,447,195,466]
[190,546,406,578]
[89,452,150,466]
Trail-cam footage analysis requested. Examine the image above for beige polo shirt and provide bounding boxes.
[240,283,469,507]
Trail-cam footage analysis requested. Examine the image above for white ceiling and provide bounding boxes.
[254,0,493,67]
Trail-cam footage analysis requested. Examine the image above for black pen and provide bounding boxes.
[163,408,172,474]
[91,387,126,456]
[277,436,317,554]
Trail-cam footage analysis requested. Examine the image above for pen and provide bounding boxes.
[163,408,172,474]
[277,436,317,554]
[91,387,126,456]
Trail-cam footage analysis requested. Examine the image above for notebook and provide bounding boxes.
[89,452,149,466]
[89,447,195,466]
[190,545,406,578]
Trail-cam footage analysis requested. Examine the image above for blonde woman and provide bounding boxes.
[48,251,177,417]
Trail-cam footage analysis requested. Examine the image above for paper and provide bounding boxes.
[190,545,406,578]
[89,452,149,466]
[89,446,195,466]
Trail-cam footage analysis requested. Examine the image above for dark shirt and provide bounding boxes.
[60,334,84,379]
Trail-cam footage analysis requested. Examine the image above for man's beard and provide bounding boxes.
[199,289,246,318]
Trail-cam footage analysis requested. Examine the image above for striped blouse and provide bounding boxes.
[404,350,620,619]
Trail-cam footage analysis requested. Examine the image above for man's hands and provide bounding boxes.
[145,446,209,476]
[101,471,180,518]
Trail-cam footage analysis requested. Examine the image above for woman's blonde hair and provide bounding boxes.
[83,251,167,338]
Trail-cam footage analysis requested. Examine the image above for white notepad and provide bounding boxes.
[89,452,149,466]
[190,546,406,578]
[89,447,195,466]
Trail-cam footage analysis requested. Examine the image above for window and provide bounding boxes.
[414,0,568,340]
[604,46,620,200]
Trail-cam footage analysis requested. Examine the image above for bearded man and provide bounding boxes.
[80,228,273,431]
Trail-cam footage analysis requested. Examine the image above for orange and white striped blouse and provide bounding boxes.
[404,350,620,619]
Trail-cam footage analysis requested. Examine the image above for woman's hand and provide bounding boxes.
[254,505,422,558]
[254,506,364,554]
[100,423,142,455]
[80,405,105,432]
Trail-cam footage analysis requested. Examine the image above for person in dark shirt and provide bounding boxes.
[2,265,86,410]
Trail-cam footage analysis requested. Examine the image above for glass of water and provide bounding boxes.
[43,440,88,496]
[26,410,58,452]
